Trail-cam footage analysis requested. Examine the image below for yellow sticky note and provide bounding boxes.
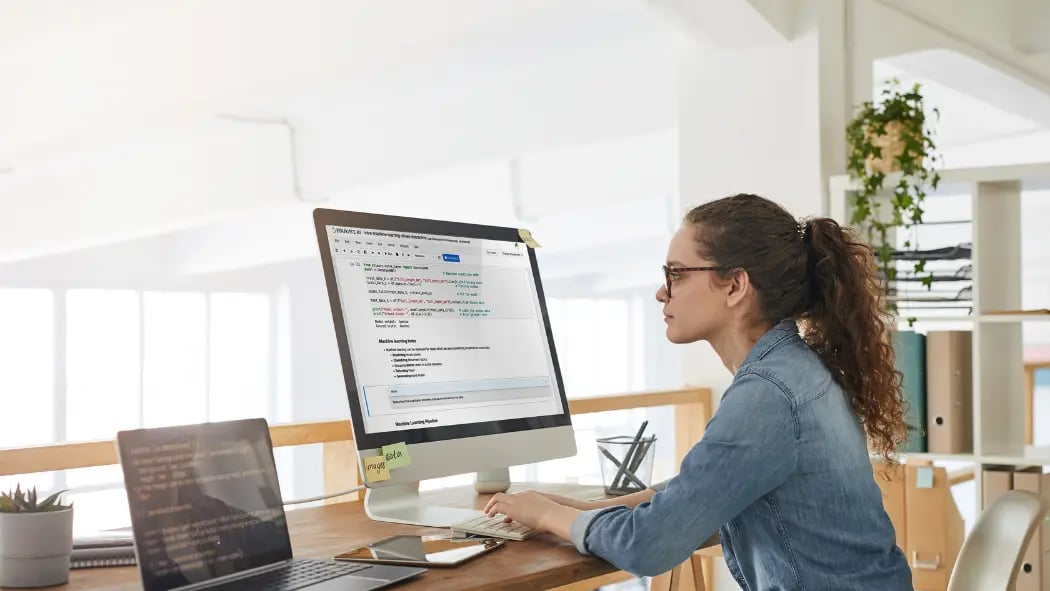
[382,442,412,470]
[518,228,541,248]
[362,456,391,483]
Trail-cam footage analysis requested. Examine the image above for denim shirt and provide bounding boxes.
[569,320,911,590]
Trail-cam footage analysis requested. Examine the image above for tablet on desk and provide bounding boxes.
[335,535,505,568]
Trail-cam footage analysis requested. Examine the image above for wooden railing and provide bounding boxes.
[0,387,714,591]
[0,387,712,481]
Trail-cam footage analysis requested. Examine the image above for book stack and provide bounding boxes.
[71,528,136,569]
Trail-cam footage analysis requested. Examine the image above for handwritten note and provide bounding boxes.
[382,442,412,470]
[363,456,391,483]
[518,228,541,248]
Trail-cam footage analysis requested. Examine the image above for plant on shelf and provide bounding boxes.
[846,78,943,313]
[0,485,74,588]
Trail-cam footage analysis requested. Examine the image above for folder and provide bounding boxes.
[1012,468,1050,591]
[926,331,972,454]
[893,330,927,452]
[981,466,1013,508]
[905,461,964,591]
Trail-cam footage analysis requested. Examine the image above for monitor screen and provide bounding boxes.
[315,210,570,450]
[118,419,292,591]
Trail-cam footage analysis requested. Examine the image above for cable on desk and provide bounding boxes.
[283,485,365,506]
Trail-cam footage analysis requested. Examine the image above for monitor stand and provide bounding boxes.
[363,468,511,528]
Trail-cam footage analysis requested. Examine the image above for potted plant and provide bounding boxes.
[846,78,943,312]
[0,485,73,588]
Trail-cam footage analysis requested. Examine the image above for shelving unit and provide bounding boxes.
[830,161,1050,521]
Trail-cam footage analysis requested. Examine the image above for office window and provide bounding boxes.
[142,292,207,427]
[546,298,632,398]
[65,289,141,442]
[0,288,54,493]
[516,297,643,485]
[209,293,271,421]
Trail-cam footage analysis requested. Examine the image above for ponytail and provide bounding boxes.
[800,217,907,461]
[685,195,907,462]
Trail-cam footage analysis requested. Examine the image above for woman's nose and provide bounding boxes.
[655,284,668,303]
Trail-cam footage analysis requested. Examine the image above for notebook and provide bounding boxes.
[71,529,136,569]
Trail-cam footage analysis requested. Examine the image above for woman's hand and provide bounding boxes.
[483,491,582,540]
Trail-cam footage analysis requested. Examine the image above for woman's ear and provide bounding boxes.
[725,269,752,309]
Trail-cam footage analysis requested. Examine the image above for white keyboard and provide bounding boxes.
[451,514,537,541]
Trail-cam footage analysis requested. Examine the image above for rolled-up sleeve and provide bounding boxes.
[571,371,799,576]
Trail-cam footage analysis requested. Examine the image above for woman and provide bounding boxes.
[485,194,912,589]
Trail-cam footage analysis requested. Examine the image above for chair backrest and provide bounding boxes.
[947,490,1048,591]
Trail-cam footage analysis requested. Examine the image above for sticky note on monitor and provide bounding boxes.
[916,466,934,489]
[518,228,541,248]
[382,442,412,470]
[362,456,391,483]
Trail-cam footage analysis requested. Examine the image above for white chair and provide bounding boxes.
[947,489,1049,591]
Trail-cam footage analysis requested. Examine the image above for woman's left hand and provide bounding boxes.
[483,491,580,539]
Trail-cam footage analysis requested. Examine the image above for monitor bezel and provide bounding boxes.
[312,208,572,452]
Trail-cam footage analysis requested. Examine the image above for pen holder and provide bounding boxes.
[596,435,656,496]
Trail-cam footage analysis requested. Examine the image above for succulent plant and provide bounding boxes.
[0,485,70,513]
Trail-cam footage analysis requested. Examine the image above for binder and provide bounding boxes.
[1012,469,1050,591]
[925,331,972,454]
[893,330,927,452]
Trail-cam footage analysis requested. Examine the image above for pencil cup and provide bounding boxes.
[596,435,656,496]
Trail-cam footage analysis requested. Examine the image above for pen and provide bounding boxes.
[598,445,647,490]
[611,420,648,489]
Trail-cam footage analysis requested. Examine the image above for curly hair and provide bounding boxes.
[684,194,907,462]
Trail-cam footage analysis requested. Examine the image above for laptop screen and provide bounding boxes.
[118,419,293,591]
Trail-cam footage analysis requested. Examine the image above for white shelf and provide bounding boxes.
[829,161,1050,198]
[883,452,1050,466]
[977,313,1050,323]
[896,316,974,324]
[897,452,978,463]
[832,163,1050,521]
[978,455,1050,467]
[872,452,978,463]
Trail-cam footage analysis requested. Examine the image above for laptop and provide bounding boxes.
[117,418,426,591]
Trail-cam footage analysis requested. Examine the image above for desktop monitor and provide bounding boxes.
[313,209,576,527]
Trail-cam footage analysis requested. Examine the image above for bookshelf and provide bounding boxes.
[830,161,1050,520]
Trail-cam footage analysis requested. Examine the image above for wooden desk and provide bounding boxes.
[25,483,623,591]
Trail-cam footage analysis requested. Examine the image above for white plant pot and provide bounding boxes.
[0,507,74,588]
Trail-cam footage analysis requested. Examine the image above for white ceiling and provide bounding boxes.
[3,0,1050,277]
[0,0,667,169]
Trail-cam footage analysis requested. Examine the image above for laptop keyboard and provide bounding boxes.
[214,559,372,591]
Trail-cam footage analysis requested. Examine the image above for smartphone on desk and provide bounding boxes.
[334,535,505,568]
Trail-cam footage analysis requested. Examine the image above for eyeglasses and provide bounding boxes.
[662,264,725,298]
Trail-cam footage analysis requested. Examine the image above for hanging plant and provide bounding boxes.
[846,78,942,311]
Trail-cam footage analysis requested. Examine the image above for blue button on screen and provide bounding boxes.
[442,254,460,262]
